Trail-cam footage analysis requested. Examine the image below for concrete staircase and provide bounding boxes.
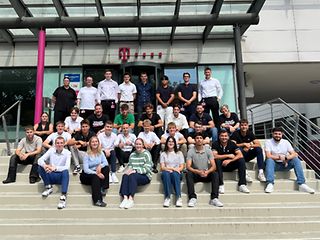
[0,143,320,239]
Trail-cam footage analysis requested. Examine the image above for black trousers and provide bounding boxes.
[149,144,160,169]
[215,158,247,186]
[79,109,94,120]
[115,147,132,166]
[202,97,220,128]
[6,154,39,181]
[101,100,116,122]
[80,166,109,203]
[54,110,69,126]
[185,171,219,200]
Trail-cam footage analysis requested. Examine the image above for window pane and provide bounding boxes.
[164,67,197,88]
[198,65,236,112]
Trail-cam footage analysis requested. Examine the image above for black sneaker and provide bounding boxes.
[2,178,15,184]
[101,188,107,196]
[29,177,41,184]
[152,168,158,174]
[94,200,107,207]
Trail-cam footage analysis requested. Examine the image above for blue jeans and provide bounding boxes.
[38,166,69,194]
[241,147,264,170]
[265,157,305,185]
[161,170,182,198]
[119,173,150,197]
[105,150,116,173]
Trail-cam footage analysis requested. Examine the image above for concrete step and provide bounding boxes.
[0,219,319,235]
[0,179,318,194]
[0,204,320,219]
[0,192,318,205]
[0,168,315,183]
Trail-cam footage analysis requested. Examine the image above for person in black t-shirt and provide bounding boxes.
[176,72,198,121]
[69,119,96,174]
[219,104,240,135]
[189,103,218,142]
[156,75,175,126]
[187,121,211,148]
[52,76,77,125]
[231,119,266,182]
[87,103,109,134]
[138,103,163,138]
[212,130,250,194]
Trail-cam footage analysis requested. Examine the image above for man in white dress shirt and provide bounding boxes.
[98,121,119,183]
[199,67,223,128]
[165,104,189,139]
[97,69,120,122]
[77,75,99,119]
[38,136,71,209]
[118,72,137,114]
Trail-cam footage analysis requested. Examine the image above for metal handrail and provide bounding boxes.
[0,100,22,155]
[247,98,320,178]
[247,98,320,131]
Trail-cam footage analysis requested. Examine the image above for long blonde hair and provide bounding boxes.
[87,136,102,156]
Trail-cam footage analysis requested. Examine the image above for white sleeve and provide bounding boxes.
[55,150,71,172]
[38,148,52,167]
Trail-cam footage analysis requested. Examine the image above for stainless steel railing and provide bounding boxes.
[247,98,320,178]
[0,100,22,155]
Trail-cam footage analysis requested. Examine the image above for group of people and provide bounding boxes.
[2,67,315,210]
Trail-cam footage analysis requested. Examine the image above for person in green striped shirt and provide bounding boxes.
[119,138,153,209]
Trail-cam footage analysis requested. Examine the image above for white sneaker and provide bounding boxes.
[109,173,113,183]
[163,198,171,207]
[187,198,197,207]
[117,165,126,173]
[119,199,128,209]
[42,186,53,197]
[57,195,66,209]
[246,171,253,183]
[239,184,250,193]
[176,197,182,207]
[124,199,134,209]
[111,173,119,183]
[258,172,266,182]
[219,185,225,194]
[210,198,224,207]
[265,183,274,193]
[299,184,315,194]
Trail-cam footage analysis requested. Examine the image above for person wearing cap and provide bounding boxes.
[156,75,175,127]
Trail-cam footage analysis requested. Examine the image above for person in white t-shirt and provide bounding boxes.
[98,121,119,183]
[77,75,99,119]
[118,72,137,114]
[138,119,161,173]
[264,127,315,194]
[64,107,83,135]
[114,123,137,173]
[43,121,72,150]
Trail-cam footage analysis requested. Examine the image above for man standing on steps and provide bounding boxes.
[77,75,99,120]
[212,130,250,194]
[52,76,77,125]
[97,69,120,122]
[231,119,266,182]
[3,126,42,184]
[264,127,315,194]
[185,132,223,208]
[199,67,223,128]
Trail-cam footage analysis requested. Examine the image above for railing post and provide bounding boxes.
[293,114,300,149]
[14,101,21,148]
[270,103,275,128]
[263,122,267,139]
[2,116,11,156]
[250,109,255,135]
